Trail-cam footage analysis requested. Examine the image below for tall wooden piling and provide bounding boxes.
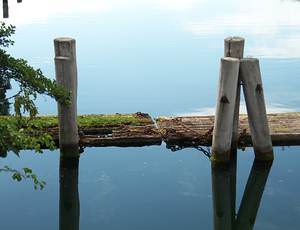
[3,0,8,18]
[224,37,245,217]
[54,38,79,156]
[224,37,245,59]
[240,58,274,161]
[224,36,245,153]
[211,58,240,163]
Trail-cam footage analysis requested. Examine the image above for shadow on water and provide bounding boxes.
[59,148,80,230]
[211,154,273,230]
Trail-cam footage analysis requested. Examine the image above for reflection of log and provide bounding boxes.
[59,156,80,230]
[211,162,236,230]
[235,160,272,230]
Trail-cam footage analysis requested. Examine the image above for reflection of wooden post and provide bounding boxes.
[54,38,79,156]
[59,156,80,230]
[3,0,9,18]
[212,58,240,163]
[211,163,234,230]
[235,160,273,230]
[17,0,22,3]
[240,59,274,161]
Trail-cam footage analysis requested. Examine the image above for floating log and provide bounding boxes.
[156,112,300,148]
[0,112,299,149]
[0,113,162,148]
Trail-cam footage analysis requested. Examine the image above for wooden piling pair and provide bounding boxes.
[212,37,274,163]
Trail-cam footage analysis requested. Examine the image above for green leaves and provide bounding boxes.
[0,165,47,190]
[0,22,15,47]
[0,116,57,156]
[0,22,70,155]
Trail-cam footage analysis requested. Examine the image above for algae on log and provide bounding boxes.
[0,112,162,148]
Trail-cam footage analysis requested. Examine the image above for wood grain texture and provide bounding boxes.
[156,112,300,148]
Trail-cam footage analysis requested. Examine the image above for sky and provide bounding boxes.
[3,0,300,58]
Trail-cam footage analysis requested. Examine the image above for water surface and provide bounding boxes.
[1,0,300,229]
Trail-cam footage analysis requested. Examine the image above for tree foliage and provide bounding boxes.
[0,22,71,189]
[0,22,70,155]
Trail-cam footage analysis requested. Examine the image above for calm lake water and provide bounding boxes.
[1,0,300,229]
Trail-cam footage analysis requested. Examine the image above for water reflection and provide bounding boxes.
[59,155,80,230]
[211,157,273,230]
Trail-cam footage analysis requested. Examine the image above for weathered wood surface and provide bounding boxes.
[156,112,300,148]
[211,57,240,162]
[46,113,162,147]
[54,37,79,152]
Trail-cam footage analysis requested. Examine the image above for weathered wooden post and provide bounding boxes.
[235,160,273,230]
[224,37,245,218]
[211,57,240,163]
[240,58,274,161]
[54,38,79,157]
[3,0,9,18]
[224,37,245,59]
[224,36,245,152]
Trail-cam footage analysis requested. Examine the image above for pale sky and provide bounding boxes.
[2,0,300,58]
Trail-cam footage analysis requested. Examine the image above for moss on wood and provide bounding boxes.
[0,112,152,129]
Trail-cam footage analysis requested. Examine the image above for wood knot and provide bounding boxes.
[256,84,263,93]
[220,96,230,104]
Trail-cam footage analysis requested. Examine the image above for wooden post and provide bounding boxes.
[211,57,240,163]
[224,37,245,59]
[235,160,273,229]
[224,36,245,153]
[224,37,245,219]
[54,38,79,156]
[3,0,9,18]
[59,156,80,230]
[240,58,274,161]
